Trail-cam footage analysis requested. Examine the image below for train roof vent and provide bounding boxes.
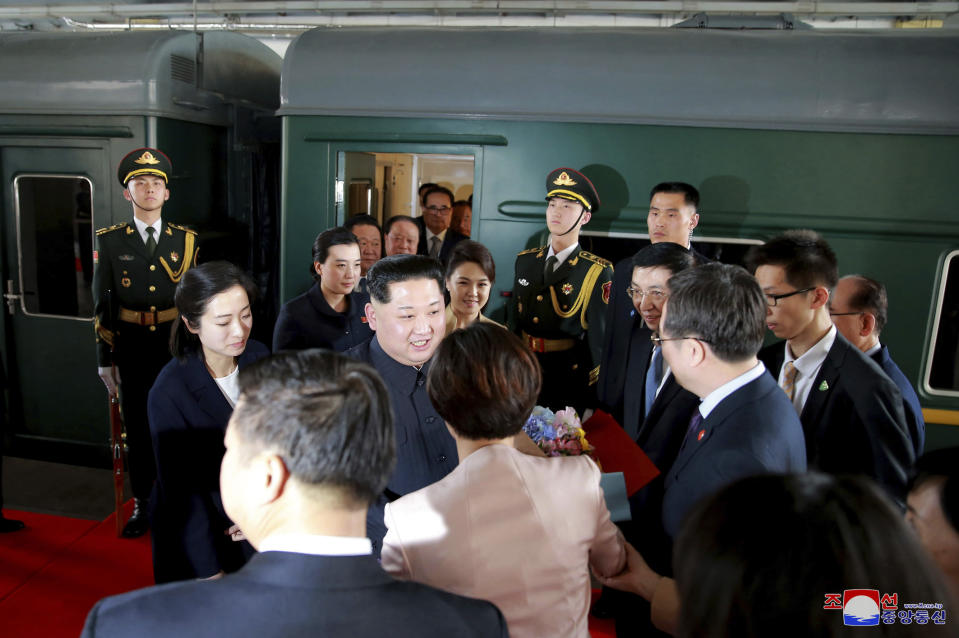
[170,53,195,84]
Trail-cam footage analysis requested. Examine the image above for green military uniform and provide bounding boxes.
[93,147,197,518]
[512,167,613,412]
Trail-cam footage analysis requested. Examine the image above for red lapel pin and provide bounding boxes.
[697,429,705,441]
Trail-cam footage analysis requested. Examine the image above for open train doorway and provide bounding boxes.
[336,152,474,230]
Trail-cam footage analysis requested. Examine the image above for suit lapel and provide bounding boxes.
[121,224,151,260]
[544,247,577,287]
[799,341,844,433]
[184,356,233,425]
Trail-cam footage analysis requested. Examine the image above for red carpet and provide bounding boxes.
[0,501,153,637]
[0,504,616,637]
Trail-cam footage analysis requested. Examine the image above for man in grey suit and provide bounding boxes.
[81,350,507,638]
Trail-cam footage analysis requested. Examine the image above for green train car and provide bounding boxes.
[0,30,281,463]
[278,27,959,448]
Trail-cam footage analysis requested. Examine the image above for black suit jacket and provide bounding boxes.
[147,340,269,583]
[661,371,807,538]
[873,344,926,457]
[414,218,468,266]
[759,333,914,502]
[81,551,508,638]
[272,283,373,353]
[626,374,700,576]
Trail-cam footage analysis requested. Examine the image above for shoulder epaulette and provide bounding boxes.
[167,222,197,235]
[95,222,128,236]
[518,246,546,256]
[578,250,612,268]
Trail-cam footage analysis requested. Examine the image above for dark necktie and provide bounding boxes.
[685,409,704,444]
[544,255,558,277]
[644,347,663,418]
[145,226,157,258]
[429,236,441,259]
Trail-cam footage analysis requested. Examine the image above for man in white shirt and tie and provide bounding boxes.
[749,229,913,502]
[415,185,467,266]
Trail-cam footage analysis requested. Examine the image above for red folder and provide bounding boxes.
[584,409,660,496]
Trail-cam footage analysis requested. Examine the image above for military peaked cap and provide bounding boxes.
[117,147,172,186]
[545,167,600,212]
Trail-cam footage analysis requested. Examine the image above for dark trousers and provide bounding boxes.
[115,325,172,502]
[534,341,595,414]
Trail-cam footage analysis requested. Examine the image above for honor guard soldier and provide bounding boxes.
[94,148,198,537]
[512,168,614,413]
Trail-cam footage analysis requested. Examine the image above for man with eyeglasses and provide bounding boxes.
[598,182,708,429]
[657,262,807,540]
[747,230,913,502]
[415,185,467,266]
[599,242,700,638]
[830,275,924,456]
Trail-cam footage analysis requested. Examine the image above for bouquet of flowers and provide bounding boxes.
[523,406,593,457]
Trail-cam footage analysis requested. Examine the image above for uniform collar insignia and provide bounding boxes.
[134,151,161,165]
[126,226,135,234]
[165,226,173,235]
[553,171,577,187]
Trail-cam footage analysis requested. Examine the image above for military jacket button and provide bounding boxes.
[150,306,156,312]
[149,325,156,332]
[536,295,543,301]
[533,317,539,323]
[148,285,156,292]
[149,265,156,271]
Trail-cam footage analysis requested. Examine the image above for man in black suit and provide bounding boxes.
[598,182,707,422]
[658,263,807,538]
[347,255,457,552]
[415,185,467,266]
[829,274,925,457]
[747,230,914,502]
[81,350,507,638]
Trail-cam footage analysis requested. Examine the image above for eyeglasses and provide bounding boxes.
[425,205,451,213]
[765,287,815,307]
[650,334,712,347]
[829,311,864,317]
[626,286,668,302]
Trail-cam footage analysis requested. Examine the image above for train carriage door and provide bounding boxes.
[1,144,109,459]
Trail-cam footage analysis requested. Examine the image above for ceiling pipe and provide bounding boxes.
[0,1,955,19]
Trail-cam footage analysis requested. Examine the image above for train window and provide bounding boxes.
[13,175,94,320]
[925,250,959,395]
[336,151,474,225]
[582,232,762,269]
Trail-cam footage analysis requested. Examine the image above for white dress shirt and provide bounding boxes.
[778,325,837,414]
[698,362,767,419]
[133,216,162,245]
[545,242,579,271]
[258,533,372,556]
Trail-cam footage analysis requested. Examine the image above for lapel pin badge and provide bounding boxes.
[697,429,705,441]
[819,380,829,391]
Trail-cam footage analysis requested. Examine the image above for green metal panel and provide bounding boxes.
[281,113,959,424]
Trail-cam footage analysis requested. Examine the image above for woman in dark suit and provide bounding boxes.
[147,261,269,583]
[272,226,373,352]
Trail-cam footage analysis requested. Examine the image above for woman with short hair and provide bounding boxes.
[148,261,269,583]
[272,226,373,352]
[382,323,625,638]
